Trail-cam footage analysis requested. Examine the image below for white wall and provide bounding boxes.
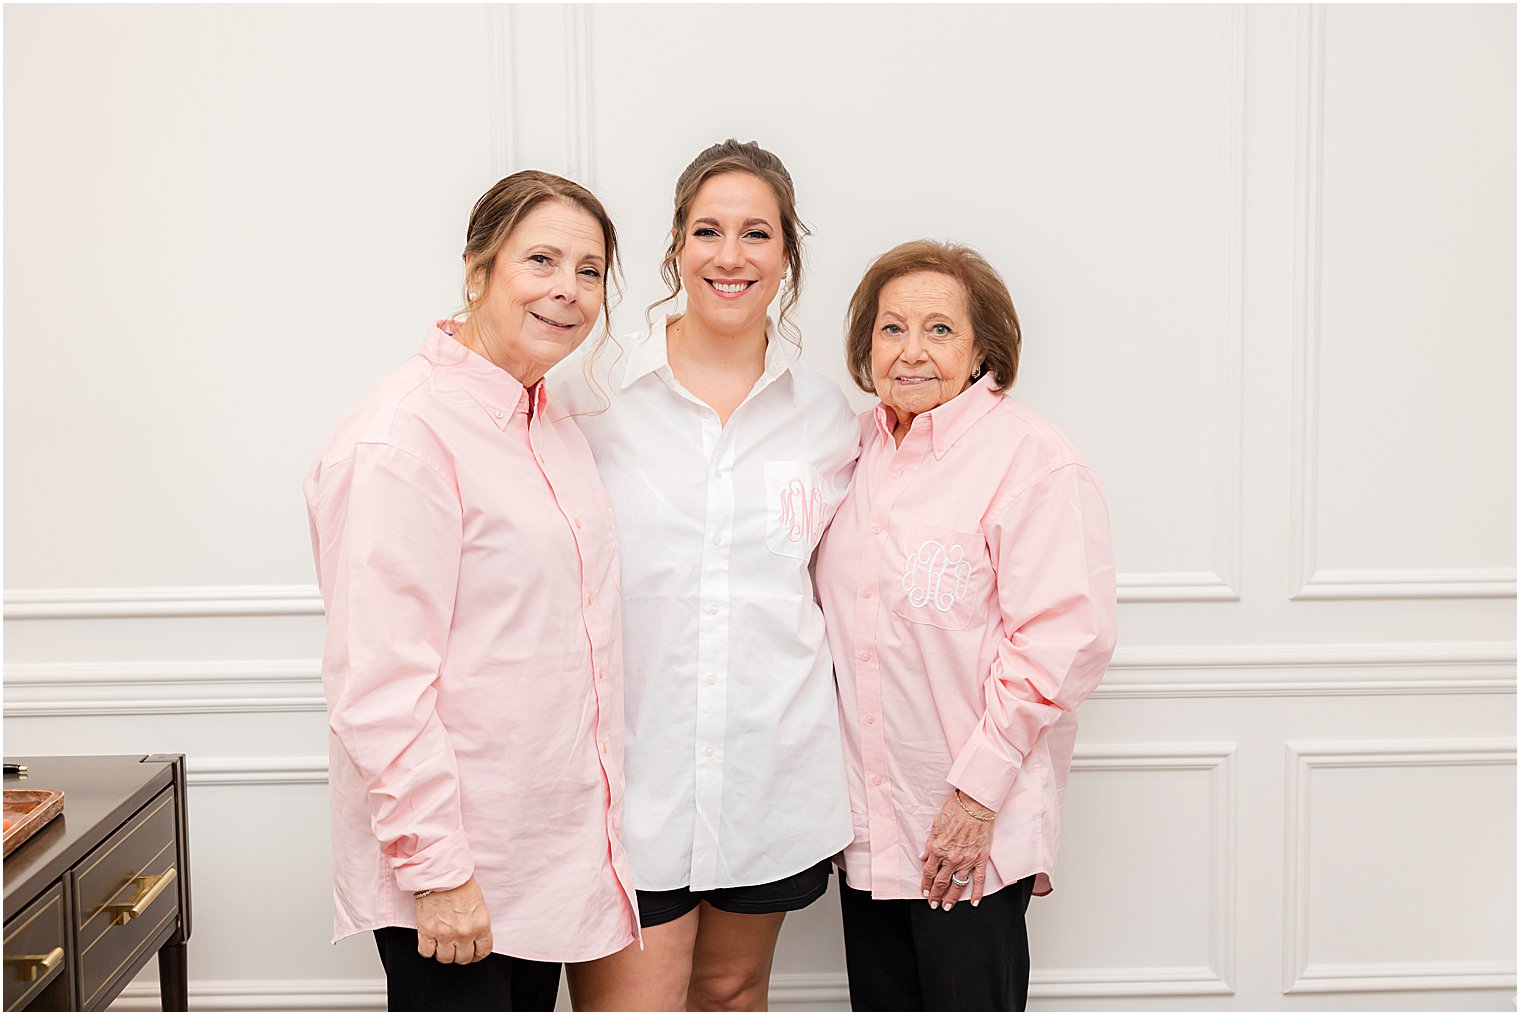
[4,4,1514,1011]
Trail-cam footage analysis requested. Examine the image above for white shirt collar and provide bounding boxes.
[620,315,800,406]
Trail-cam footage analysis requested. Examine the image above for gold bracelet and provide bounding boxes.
[954,789,996,822]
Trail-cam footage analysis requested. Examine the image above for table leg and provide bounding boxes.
[157,941,188,1011]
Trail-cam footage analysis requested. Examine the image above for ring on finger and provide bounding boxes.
[951,870,972,886]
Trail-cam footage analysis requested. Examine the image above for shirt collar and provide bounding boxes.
[421,320,536,431]
[621,314,800,406]
[872,373,1002,457]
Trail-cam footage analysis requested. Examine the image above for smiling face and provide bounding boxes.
[677,171,786,336]
[870,271,982,426]
[466,199,607,385]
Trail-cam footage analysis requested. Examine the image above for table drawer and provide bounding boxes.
[3,883,68,1011]
[75,791,179,1009]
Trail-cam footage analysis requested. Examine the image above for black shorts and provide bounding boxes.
[636,858,833,928]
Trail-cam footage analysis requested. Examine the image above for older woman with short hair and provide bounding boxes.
[816,240,1118,1012]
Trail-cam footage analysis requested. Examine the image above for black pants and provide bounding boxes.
[838,871,1036,1012]
[373,927,561,1012]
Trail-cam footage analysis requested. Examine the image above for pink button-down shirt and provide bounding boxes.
[304,322,639,963]
[816,375,1117,900]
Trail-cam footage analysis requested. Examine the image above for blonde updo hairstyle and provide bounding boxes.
[460,169,621,334]
[648,139,810,342]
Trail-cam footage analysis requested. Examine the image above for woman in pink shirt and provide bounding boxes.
[304,171,639,1011]
[816,241,1118,1011]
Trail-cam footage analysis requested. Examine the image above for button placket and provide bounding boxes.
[854,437,929,895]
[690,428,736,888]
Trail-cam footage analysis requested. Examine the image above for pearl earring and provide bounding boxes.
[468,291,477,302]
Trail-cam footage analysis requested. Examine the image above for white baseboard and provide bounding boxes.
[110,978,383,1012]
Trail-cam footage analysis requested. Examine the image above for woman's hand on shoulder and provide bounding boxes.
[415,876,493,964]
[919,791,996,910]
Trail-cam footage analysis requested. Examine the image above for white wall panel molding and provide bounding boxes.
[3,585,323,620]
[1283,739,1518,993]
[7,643,1511,717]
[4,570,1247,615]
[487,4,516,172]
[1288,3,1326,603]
[1097,642,1516,698]
[3,660,324,717]
[1295,568,1518,601]
[564,3,593,187]
[1117,571,1239,603]
[188,757,329,787]
[1122,6,1246,606]
[1065,743,1236,997]
[1213,2,1246,604]
[1287,6,1516,602]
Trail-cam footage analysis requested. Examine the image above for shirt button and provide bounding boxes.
[586,593,595,606]
[712,533,723,545]
[858,650,871,662]
[704,746,714,757]
[864,713,877,725]
[707,675,717,685]
[596,668,606,682]
[862,587,873,598]
[575,517,582,529]
[707,604,719,615]
[600,740,609,754]
[494,409,504,419]
[872,775,883,787]
[538,454,546,465]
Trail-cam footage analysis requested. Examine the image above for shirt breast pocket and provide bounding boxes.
[764,459,829,560]
[890,522,989,631]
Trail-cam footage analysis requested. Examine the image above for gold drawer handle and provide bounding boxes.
[106,867,177,925]
[9,946,63,982]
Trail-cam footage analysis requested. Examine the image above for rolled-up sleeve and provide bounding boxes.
[314,441,474,893]
[947,463,1118,809]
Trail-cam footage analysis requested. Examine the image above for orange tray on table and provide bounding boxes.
[3,788,65,856]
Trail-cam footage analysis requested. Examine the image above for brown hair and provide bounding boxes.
[460,170,621,334]
[648,139,810,342]
[844,240,1022,395]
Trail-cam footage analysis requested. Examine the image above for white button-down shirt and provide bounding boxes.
[553,316,859,890]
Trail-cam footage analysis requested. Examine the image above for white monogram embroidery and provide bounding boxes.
[902,539,973,613]
[778,478,827,544]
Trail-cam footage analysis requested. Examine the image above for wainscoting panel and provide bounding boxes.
[4,4,1512,1012]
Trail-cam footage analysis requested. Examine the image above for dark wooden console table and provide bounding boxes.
[3,756,192,1011]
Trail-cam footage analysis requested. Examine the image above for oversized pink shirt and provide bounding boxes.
[816,375,1117,900]
[303,322,639,962]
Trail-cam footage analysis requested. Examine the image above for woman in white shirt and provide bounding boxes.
[556,139,858,1010]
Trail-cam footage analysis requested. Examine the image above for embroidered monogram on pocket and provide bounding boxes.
[765,460,828,559]
[902,539,974,613]
[890,523,987,631]
[778,475,827,546]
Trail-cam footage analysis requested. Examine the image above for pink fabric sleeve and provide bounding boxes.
[947,464,1119,810]
[321,442,475,893]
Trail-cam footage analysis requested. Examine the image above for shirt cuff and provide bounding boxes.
[947,740,1022,812]
[390,826,475,894]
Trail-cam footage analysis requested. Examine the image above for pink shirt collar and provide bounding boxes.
[873,372,1003,458]
[421,319,545,430]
